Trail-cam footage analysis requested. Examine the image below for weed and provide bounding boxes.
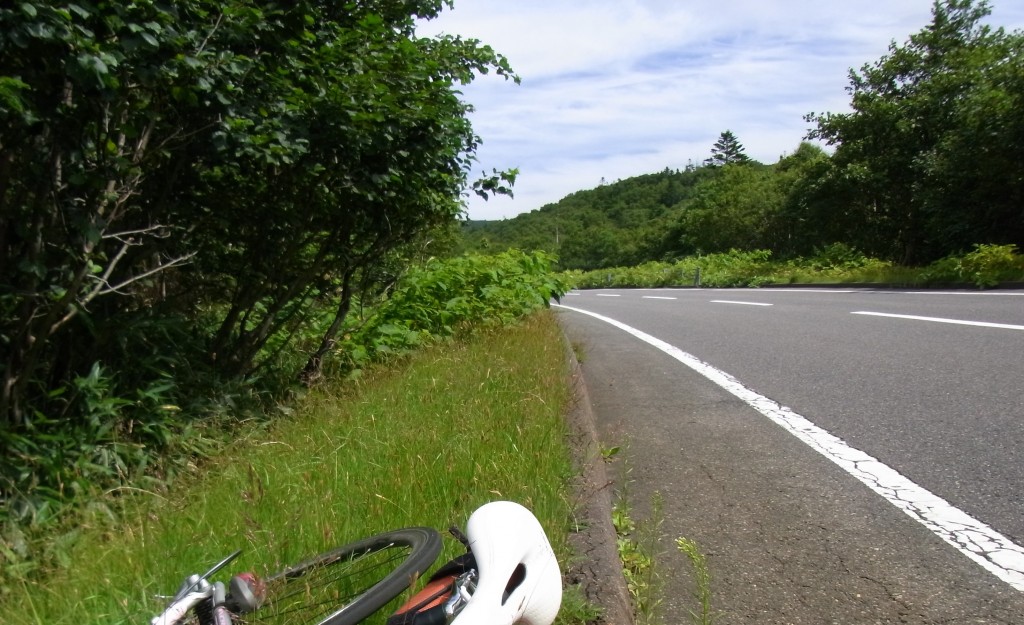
[557,585,603,625]
[571,341,586,364]
[1,251,570,587]
[676,537,715,625]
[612,493,664,625]
[600,445,621,462]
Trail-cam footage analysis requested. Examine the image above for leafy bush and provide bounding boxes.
[921,244,1024,287]
[333,251,569,374]
[567,250,778,288]
[806,243,871,271]
[563,245,1024,289]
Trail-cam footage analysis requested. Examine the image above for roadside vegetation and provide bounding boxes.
[0,310,592,625]
[612,495,664,625]
[0,250,569,585]
[565,244,1024,290]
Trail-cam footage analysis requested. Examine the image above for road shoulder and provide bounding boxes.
[563,336,634,625]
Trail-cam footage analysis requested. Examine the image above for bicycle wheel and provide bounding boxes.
[244,527,442,625]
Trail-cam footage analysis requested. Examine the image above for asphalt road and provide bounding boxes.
[555,287,1024,624]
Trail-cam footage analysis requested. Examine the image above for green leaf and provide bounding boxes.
[75,53,109,78]
[67,3,91,19]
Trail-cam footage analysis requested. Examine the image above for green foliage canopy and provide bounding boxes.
[0,0,519,516]
[459,167,714,270]
[806,0,1024,263]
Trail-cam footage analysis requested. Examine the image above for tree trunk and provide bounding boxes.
[301,269,355,385]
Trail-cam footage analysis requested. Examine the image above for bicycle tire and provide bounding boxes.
[245,527,442,625]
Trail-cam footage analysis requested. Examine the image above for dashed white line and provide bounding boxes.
[595,293,621,297]
[711,300,773,307]
[643,296,678,300]
[554,303,1024,592]
[852,311,1024,331]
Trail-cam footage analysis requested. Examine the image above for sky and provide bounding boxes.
[415,0,1024,221]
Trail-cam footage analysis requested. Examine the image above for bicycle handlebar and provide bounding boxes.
[151,588,211,625]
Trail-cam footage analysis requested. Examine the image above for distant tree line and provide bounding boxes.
[460,0,1024,270]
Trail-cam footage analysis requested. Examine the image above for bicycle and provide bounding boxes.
[149,501,562,625]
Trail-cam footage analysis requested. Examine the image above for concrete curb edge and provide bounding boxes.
[563,334,634,625]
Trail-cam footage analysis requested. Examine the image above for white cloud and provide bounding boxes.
[417,1,1024,220]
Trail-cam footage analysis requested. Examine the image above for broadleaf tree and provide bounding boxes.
[806,0,1024,263]
[0,1,517,466]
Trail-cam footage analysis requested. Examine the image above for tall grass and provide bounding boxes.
[0,312,574,625]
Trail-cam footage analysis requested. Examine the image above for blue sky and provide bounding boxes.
[416,1,1024,221]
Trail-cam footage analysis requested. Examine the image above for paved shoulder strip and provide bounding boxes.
[555,303,1024,592]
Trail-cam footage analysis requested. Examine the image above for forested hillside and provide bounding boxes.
[459,166,715,269]
[458,143,844,270]
[461,1,1024,270]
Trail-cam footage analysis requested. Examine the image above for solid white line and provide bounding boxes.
[554,303,1024,592]
[762,289,857,293]
[643,296,678,300]
[711,300,773,307]
[852,311,1024,331]
[904,291,1024,296]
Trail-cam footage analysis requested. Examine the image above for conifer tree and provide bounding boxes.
[705,130,751,166]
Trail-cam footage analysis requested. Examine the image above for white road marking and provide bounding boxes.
[711,300,773,307]
[555,303,1024,592]
[595,293,621,297]
[904,291,1024,296]
[852,311,1024,331]
[762,289,857,293]
[643,296,678,300]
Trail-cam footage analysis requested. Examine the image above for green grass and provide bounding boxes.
[0,311,579,625]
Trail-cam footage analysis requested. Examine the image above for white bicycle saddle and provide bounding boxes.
[451,501,562,625]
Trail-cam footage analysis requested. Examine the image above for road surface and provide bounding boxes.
[556,287,1024,624]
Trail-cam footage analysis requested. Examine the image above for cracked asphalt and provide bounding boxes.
[559,308,1024,625]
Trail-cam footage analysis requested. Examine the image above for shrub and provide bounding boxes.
[921,244,1024,287]
[333,251,569,373]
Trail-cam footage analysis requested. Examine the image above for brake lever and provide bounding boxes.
[172,550,242,601]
